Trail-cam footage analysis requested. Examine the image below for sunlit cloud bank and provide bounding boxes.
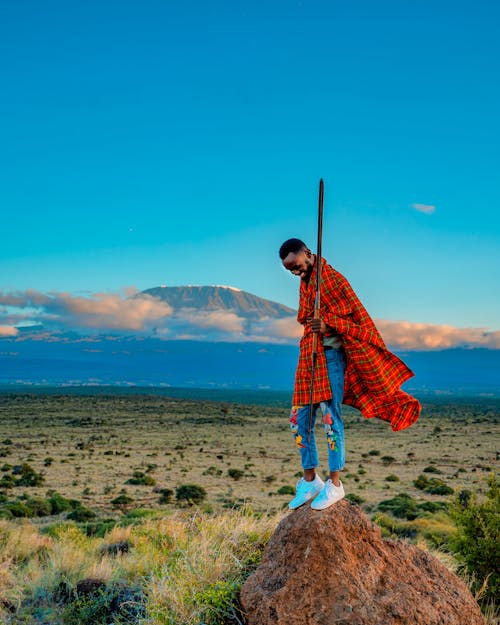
[0,288,499,349]
[0,288,173,332]
[376,319,500,350]
[0,325,19,337]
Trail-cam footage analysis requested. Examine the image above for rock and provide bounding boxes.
[240,500,484,625]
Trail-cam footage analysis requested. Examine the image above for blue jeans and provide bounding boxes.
[293,347,346,472]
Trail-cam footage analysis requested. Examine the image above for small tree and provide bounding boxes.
[176,484,207,505]
[449,474,499,605]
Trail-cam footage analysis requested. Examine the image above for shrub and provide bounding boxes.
[228,468,245,481]
[176,484,207,505]
[48,492,77,514]
[385,474,400,482]
[14,463,45,486]
[423,465,441,474]
[345,493,365,505]
[0,474,15,488]
[414,474,430,490]
[194,579,241,625]
[111,495,134,508]
[3,501,34,518]
[368,449,380,456]
[158,488,174,504]
[67,506,97,522]
[203,466,222,477]
[377,493,419,520]
[126,471,156,486]
[414,474,453,495]
[425,479,454,496]
[381,455,396,466]
[449,474,499,604]
[277,485,295,496]
[62,581,146,625]
[25,496,52,517]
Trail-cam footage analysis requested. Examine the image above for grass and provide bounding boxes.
[0,392,497,623]
[0,508,280,624]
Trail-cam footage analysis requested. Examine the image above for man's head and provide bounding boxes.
[279,238,315,280]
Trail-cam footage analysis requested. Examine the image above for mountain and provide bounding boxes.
[1,285,499,396]
[139,285,295,319]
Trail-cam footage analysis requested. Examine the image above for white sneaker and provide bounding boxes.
[288,475,324,510]
[310,479,345,510]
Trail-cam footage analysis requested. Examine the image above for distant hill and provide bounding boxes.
[139,285,295,319]
[0,337,499,397]
[1,285,500,396]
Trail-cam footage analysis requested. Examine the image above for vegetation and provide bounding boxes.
[0,508,277,624]
[0,392,497,622]
[449,474,499,605]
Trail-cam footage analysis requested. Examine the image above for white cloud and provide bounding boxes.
[376,319,500,350]
[411,203,436,215]
[1,288,499,350]
[0,288,173,332]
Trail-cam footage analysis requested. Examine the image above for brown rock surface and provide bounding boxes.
[240,500,484,625]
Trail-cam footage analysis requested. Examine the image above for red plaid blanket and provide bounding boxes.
[292,258,421,431]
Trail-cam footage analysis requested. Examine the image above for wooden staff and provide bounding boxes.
[308,178,324,442]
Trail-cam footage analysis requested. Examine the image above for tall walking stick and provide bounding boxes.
[308,178,324,442]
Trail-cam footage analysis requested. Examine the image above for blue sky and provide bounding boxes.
[1,0,499,333]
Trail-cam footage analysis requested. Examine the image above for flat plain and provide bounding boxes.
[0,391,498,517]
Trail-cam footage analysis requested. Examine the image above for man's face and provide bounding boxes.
[282,248,314,280]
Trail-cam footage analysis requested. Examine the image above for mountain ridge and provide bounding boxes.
[139,285,295,319]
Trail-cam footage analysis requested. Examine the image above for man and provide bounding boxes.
[279,238,421,511]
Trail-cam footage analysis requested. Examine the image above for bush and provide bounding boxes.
[158,488,174,504]
[414,474,453,495]
[385,474,400,482]
[277,485,295,496]
[377,493,419,520]
[176,484,207,505]
[381,455,396,466]
[423,465,441,474]
[3,501,34,518]
[228,468,245,481]
[67,506,97,522]
[49,492,77,514]
[345,493,365,505]
[194,579,241,625]
[14,463,45,487]
[25,496,52,517]
[111,495,134,508]
[126,471,156,486]
[0,474,15,488]
[62,581,146,625]
[449,474,499,604]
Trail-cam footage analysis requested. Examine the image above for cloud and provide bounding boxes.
[411,203,436,215]
[376,319,500,350]
[0,288,173,332]
[1,287,499,350]
[0,325,19,337]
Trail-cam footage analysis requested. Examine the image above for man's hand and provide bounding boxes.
[309,318,328,334]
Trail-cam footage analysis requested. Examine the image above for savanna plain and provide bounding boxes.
[0,391,498,624]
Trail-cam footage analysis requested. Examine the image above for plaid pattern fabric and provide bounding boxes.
[292,258,421,431]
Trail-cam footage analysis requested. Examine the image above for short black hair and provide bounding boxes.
[279,238,307,260]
